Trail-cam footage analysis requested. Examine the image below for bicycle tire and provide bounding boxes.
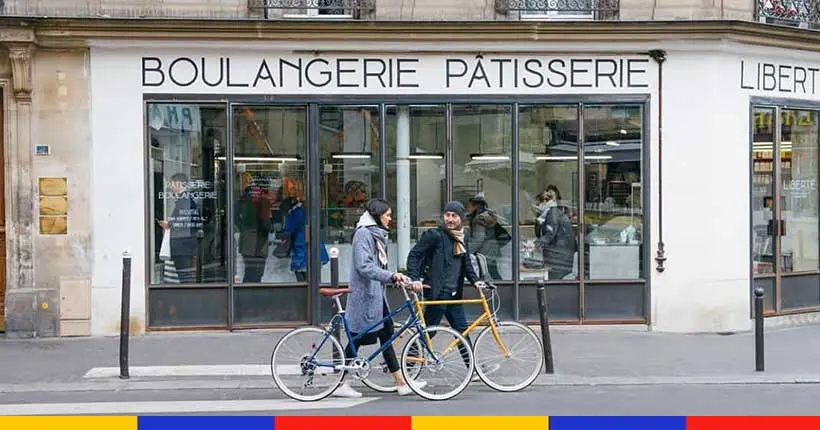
[474,321,543,392]
[400,325,474,401]
[270,326,345,402]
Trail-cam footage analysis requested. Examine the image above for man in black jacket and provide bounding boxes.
[406,201,487,371]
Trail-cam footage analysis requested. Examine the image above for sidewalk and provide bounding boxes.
[3,323,820,390]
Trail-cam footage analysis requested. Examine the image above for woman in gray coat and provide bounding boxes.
[333,199,425,398]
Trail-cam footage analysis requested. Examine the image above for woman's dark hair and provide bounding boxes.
[366,198,392,227]
[546,184,562,201]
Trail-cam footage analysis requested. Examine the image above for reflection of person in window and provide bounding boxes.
[158,173,199,283]
[466,192,502,280]
[535,189,576,280]
[237,181,273,283]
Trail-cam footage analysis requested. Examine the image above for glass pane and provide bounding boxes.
[319,105,380,284]
[148,103,228,285]
[232,105,309,288]
[453,104,513,282]
[752,107,776,275]
[385,105,446,272]
[780,109,819,273]
[518,105,580,282]
[148,288,228,327]
[583,105,644,280]
[234,287,309,324]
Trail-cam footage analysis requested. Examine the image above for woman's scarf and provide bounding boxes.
[357,211,389,268]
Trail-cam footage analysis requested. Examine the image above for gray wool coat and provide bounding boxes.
[345,226,395,334]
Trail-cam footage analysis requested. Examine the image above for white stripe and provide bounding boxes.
[0,398,378,416]
[84,364,330,378]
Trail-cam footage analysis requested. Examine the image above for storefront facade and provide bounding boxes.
[6,20,820,337]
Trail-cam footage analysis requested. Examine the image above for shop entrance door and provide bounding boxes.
[751,106,820,314]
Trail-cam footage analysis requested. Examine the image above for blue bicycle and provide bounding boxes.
[270,284,475,401]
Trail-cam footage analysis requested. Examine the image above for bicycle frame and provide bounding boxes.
[414,287,511,358]
[308,288,438,373]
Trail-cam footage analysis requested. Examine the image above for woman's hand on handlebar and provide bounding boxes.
[392,272,412,285]
[407,281,425,292]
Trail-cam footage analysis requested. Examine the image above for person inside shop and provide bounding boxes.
[276,178,329,282]
[535,188,576,280]
[332,198,425,398]
[236,174,273,283]
[466,192,508,280]
[158,172,200,283]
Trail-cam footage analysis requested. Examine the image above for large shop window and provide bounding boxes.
[751,106,820,313]
[147,103,228,326]
[145,100,648,329]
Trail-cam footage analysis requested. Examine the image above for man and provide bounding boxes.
[406,201,497,378]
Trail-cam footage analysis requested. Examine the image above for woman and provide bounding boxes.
[279,193,328,281]
[333,199,425,398]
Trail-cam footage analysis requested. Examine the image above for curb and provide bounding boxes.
[4,373,820,394]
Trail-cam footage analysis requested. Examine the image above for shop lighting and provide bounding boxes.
[535,155,614,161]
[605,141,621,146]
[331,152,372,159]
[470,154,510,161]
[407,153,444,160]
[215,155,301,162]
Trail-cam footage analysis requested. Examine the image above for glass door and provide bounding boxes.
[230,105,310,326]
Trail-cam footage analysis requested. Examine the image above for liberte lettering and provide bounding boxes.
[740,60,820,95]
[142,56,650,90]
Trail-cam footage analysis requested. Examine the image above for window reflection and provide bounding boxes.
[519,105,580,281]
[148,103,227,285]
[385,105,446,271]
[319,105,380,284]
[780,109,819,273]
[232,106,309,285]
[752,107,776,275]
[583,105,644,280]
[453,104,513,282]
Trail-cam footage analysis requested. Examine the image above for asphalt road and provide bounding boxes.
[1,383,819,416]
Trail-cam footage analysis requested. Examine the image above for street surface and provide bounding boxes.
[3,322,820,415]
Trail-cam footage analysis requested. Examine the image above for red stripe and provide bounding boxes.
[275,416,411,430]
[687,416,820,430]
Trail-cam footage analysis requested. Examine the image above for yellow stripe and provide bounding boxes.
[0,416,137,430]
[412,416,548,430]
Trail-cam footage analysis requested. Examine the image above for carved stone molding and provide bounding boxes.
[8,44,33,102]
[0,27,35,44]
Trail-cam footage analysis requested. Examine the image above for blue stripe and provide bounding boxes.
[549,416,687,430]
[138,416,274,430]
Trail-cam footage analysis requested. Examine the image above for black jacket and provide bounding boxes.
[406,227,480,300]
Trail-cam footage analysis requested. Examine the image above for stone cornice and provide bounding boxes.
[0,18,820,53]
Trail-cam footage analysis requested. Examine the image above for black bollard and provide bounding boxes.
[754,287,765,372]
[196,229,205,283]
[536,280,555,374]
[119,250,132,379]
[329,248,342,367]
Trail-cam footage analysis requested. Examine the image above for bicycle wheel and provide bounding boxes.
[270,326,345,402]
[473,321,543,392]
[360,322,423,393]
[400,325,474,401]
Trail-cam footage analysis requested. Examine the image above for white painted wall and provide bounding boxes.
[88,40,820,335]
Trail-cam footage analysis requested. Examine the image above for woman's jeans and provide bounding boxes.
[344,303,400,374]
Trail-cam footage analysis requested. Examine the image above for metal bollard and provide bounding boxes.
[119,250,132,380]
[536,280,555,374]
[196,229,205,283]
[329,248,342,368]
[754,287,765,372]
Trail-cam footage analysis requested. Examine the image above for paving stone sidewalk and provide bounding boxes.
[2,324,820,386]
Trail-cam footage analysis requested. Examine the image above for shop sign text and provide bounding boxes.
[141,55,651,92]
[740,60,820,95]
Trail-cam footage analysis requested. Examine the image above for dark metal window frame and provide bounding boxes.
[749,96,820,317]
[143,93,651,329]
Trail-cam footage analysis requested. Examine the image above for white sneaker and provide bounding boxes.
[472,363,501,382]
[397,380,428,396]
[332,382,363,398]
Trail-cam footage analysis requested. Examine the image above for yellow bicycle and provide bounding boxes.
[359,282,544,393]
